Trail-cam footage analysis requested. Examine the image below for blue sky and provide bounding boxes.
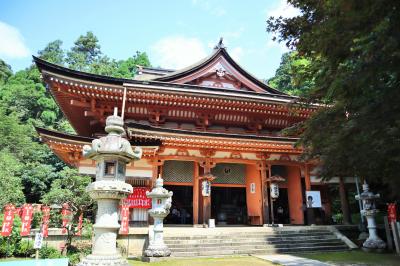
[0,0,298,79]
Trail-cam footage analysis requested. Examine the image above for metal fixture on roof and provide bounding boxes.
[214,37,225,50]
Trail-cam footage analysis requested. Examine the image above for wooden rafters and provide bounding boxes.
[128,127,302,154]
[41,71,317,138]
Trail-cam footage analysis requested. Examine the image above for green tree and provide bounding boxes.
[66,31,101,71]
[0,68,60,126]
[41,167,93,254]
[0,59,12,85]
[37,40,65,65]
[89,55,119,76]
[116,51,151,78]
[0,151,25,208]
[267,0,400,193]
[41,167,93,214]
[0,32,152,209]
[268,51,314,96]
[0,108,42,161]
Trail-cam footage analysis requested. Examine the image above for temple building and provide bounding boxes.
[34,41,354,226]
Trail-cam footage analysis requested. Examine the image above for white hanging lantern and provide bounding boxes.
[270,183,279,199]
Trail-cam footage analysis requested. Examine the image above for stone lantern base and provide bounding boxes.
[78,254,129,266]
[362,238,387,253]
[144,245,171,257]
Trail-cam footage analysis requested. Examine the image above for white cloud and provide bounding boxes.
[267,0,301,19]
[151,36,208,69]
[0,21,30,58]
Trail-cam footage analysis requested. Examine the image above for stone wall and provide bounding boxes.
[25,228,148,257]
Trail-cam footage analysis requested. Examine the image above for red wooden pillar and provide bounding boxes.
[287,166,304,224]
[199,157,216,226]
[193,162,199,225]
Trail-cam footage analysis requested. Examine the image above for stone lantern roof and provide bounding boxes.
[83,108,142,162]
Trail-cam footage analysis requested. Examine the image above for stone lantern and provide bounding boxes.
[78,108,142,266]
[355,181,386,252]
[145,176,173,257]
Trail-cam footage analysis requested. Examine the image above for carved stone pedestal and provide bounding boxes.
[362,215,386,252]
[79,254,129,266]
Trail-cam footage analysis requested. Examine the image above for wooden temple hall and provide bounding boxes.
[34,41,354,227]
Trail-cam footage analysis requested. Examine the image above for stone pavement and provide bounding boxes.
[254,254,331,266]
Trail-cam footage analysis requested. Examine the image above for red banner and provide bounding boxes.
[76,213,83,236]
[1,204,15,237]
[388,203,397,224]
[41,206,51,238]
[123,187,151,209]
[61,203,71,235]
[119,203,130,235]
[20,204,34,236]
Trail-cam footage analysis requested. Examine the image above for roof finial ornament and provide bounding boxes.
[214,37,225,50]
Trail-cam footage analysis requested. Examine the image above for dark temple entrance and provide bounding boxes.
[164,185,193,224]
[211,187,247,225]
[272,188,290,224]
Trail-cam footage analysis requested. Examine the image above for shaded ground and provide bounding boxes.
[298,251,400,266]
[129,256,277,266]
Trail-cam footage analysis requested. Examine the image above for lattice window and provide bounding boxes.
[163,160,194,183]
[211,163,245,184]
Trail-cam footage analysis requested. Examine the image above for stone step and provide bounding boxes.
[169,241,346,252]
[170,245,349,257]
[167,238,343,248]
[164,235,336,244]
[164,235,337,244]
[164,231,331,240]
[165,229,332,236]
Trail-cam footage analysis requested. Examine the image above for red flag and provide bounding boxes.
[1,204,16,237]
[119,202,130,235]
[388,203,397,223]
[76,213,83,236]
[61,203,71,235]
[41,206,51,238]
[20,204,34,236]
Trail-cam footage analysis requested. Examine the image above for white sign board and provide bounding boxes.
[250,183,256,194]
[201,180,211,196]
[34,233,43,249]
[306,191,322,208]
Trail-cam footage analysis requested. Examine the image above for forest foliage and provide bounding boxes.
[267,0,400,195]
[0,31,151,209]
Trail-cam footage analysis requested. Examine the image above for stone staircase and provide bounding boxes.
[163,226,350,257]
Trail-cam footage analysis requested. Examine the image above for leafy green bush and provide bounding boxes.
[81,219,93,239]
[0,214,22,257]
[332,213,343,224]
[14,240,34,257]
[67,252,81,265]
[39,246,63,259]
[31,211,43,229]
